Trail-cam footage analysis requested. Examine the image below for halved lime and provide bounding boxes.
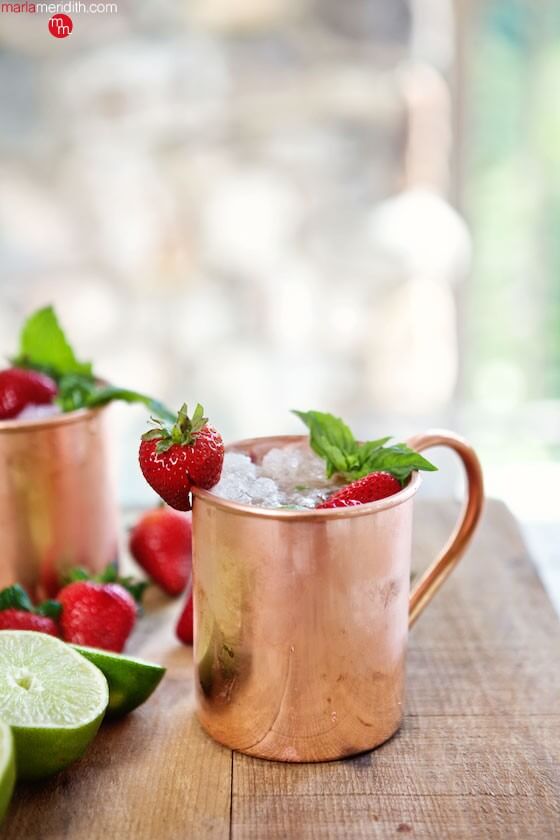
[0,631,108,780]
[72,645,165,718]
[0,721,15,824]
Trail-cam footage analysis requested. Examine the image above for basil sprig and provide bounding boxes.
[293,409,437,483]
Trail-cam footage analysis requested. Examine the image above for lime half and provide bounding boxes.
[0,721,15,824]
[72,645,165,718]
[0,631,108,780]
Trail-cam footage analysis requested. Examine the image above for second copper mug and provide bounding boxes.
[0,407,119,600]
[192,430,484,763]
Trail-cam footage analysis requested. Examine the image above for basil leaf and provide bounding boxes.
[14,306,92,378]
[56,374,98,412]
[84,386,176,423]
[353,443,438,482]
[56,376,175,423]
[292,410,357,477]
[293,409,437,483]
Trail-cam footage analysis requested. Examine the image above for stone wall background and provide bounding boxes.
[0,0,467,503]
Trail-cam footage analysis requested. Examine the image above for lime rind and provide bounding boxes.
[72,645,165,718]
[0,721,15,824]
[0,631,108,780]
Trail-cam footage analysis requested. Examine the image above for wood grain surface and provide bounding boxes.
[3,500,559,839]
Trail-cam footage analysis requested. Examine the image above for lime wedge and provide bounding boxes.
[0,721,15,824]
[0,631,108,780]
[72,645,165,718]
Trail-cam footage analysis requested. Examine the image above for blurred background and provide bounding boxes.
[0,1,558,599]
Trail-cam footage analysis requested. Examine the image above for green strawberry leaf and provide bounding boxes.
[293,409,438,483]
[119,578,149,606]
[63,564,148,607]
[34,599,62,620]
[63,567,91,583]
[13,306,93,379]
[0,584,33,612]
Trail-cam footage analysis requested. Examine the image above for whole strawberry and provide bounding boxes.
[176,579,193,645]
[0,367,57,420]
[0,609,59,636]
[317,471,402,509]
[129,507,192,596]
[0,584,61,635]
[58,581,136,652]
[139,403,224,511]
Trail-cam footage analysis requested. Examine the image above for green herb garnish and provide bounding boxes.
[293,409,437,483]
[12,306,174,421]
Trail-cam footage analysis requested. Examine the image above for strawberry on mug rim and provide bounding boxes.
[139,403,224,511]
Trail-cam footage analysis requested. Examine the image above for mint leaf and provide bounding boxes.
[292,410,358,478]
[14,306,92,378]
[0,584,33,612]
[56,374,97,412]
[293,409,437,483]
[56,376,175,423]
[12,306,175,422]
[354,443,438,482]
[83,385,176,423]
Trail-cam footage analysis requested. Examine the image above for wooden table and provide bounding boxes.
[4,500,559,838]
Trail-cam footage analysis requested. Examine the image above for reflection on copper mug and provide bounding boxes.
[0,407,119,600]
[192,430,484,762]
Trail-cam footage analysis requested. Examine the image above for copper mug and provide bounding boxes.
[0,407,119,600]
[192,430,483,762]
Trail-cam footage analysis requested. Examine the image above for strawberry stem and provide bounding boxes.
[142,403,208,453]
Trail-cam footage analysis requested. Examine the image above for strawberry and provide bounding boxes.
[138,440,193,511]
[317,471,402,508]
[0,367,57,420]
[0,583,61,636]
[0,609,59,636]
[129,507,192,596]
[139,403,224,511]
[183,425,224,489]
[58,581,136,652]
[176,577,193,645]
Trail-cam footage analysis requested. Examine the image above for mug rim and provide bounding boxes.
[0,403,107,434]
[192,434,422,520]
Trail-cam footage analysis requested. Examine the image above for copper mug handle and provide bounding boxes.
[406,430,484,627]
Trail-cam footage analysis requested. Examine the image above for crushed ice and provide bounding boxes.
[210,444,340,509]
[16,404,61,421]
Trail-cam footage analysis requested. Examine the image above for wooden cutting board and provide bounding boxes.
[3,499,559,839]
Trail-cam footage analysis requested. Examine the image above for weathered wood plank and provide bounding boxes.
[230,791,557,840]
[3,591,232,840]
[232,499,560,839]
[2,500,558,838]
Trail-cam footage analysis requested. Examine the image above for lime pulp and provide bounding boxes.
[0,720,15,824]
[0,631,108,780]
